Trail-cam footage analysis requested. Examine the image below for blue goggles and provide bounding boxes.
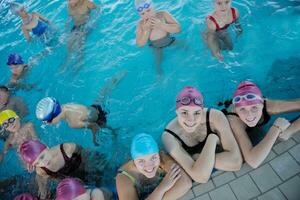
[137,3,151,12]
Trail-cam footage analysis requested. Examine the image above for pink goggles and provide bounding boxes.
[233,93,263,106]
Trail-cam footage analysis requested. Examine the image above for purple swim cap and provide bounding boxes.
[56,178,86,200]
[7,53,24,65]
[176,86,204,109]
[19,140,47,165]
[233,81,263,107]
[14,193,38,200]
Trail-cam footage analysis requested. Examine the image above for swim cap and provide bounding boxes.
[36,97,62,123]
[176,86,204,109]
[19,140,47,165]
[9,2,24,15]
[56,178,86,200]
[131,133,159,160]
[14,193,38,200]
[0,110,19,126]
[7,53,24,65]
[233,81,263,107]
[135,0,152,12]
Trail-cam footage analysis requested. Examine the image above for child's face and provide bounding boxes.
[235,103,264,127]
[176,106,203,133]
[134,153,160,178]
[214,0,232,13]
[5,117,21,133]
[139,8,155,20]
[9,64,24,75]
[34,148,52,168]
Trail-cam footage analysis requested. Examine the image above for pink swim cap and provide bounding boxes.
[14,193,38,200]
[19,140,47,165]
[233,81,263,107]
[56,178,86,200]
[176,86,204,109]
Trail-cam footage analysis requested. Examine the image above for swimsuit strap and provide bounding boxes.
[231,8,237,22]
[164,129,193,150]
[208,16,220,31]
[206,109,212,134]
[118,170,136,184]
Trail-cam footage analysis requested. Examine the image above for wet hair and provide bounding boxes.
[0,86,9,93]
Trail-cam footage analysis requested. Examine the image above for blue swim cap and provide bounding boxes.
[131,133,159,160]
[7,53,24,65]
[36,97,61,123]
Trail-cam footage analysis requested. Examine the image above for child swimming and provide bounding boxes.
[135,0,181,74]
[35,71,127,146]
[10,2,52,43]
[203,0,242,61]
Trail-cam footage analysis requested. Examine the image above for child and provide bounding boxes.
[203,0,242,61]
[35,71,127,146]
[135,0,181,74]
[10,2,51,43]
[0,110,38,164]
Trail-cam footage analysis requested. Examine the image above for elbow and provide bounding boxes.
[192,172,210,184]
[245,156,260,169]
[231,155,243,171]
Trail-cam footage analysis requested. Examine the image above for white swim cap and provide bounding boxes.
[36,97,61,122]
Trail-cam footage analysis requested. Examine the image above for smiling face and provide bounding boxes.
[134,153,160,178]
[33,148,52,168]
[235,103,264,127]
[214,0,232,13]
[176,106,203,133]
[5,117,21,133]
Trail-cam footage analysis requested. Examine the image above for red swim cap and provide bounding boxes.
[176,86,204,109]
[56,178,86,200]
[19,140,47,165]
[233,81,263,107]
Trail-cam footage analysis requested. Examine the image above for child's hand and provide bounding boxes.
[150,17,163,29]
[142,19,152,31]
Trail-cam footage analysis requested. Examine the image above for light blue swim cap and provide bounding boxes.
[36,97,61,123]
[9,2,24,15]
[131,133,159,160]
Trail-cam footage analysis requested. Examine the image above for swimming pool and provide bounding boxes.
[0,0,300,195]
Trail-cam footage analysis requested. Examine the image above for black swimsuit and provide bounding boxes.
[41,144,82,179]
[165,109,223,156]
[224,100,271,145]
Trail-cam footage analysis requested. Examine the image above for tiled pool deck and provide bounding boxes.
[179,133,300,200]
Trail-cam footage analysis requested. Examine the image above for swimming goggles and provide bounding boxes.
[137,3,151,12]
[176,96,203,107]
[1,117,16,129]
[232,93,262,105]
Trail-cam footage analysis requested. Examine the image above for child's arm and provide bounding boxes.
[136,20,151,47]
[21,26,31,42]
[157,11,181,34]
[33,12,50,24]
[233,9,242,36]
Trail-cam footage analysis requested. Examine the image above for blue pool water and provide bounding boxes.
[0,0,300,192]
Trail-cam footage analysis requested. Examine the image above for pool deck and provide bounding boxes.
[179,133,300,200]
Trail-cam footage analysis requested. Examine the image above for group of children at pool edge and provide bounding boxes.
[1,0,300,200]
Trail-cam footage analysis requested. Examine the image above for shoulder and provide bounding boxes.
[206,14,217,31]
[61,143,77,155]
[24,122,34,129]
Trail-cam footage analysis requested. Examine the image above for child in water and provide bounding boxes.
[35,71,127,146]
[203,0,242,61]
[10,2,51,43]
[0,110,38,165]
[135,0,181,74]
